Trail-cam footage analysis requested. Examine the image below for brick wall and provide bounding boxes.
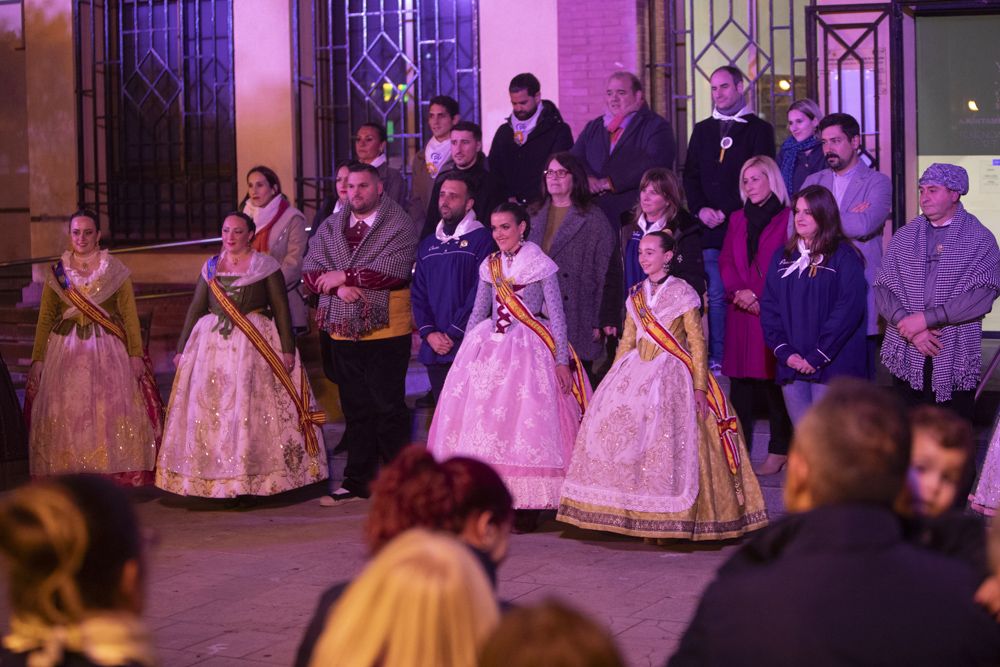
[556,0,640,138]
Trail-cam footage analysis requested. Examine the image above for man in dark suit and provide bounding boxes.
[571,71,674,349]
[488,72,574,206]
[669,378,1000,667]
[684,65,775,371]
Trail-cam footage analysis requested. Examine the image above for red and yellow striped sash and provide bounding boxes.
[630,286,741,476]
[52,263,127,342]
[488,254,588,414]
[208,278,326,455]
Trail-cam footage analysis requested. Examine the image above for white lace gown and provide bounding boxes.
[426,242,587,509]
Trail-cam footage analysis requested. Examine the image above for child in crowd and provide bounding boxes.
[904,405,975,518]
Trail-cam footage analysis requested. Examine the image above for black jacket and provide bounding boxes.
[488,100,574,205]
[683,113,775,249]
[668,504,1000,667]
[421,154,507,239]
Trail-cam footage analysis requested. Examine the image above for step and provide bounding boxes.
[0,306,39,324]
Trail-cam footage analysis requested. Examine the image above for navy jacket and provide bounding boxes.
[570,105,675,226]
[489,100,574,205]
[683,113,775,249]
[669,504,1000,667]
[760,241,867,384]
[411,225,494,365]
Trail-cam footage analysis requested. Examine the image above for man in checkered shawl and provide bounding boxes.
[874,163,1000,420]
[303,162,417,503]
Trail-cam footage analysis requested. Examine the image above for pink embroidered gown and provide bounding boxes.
[426,242,589,509]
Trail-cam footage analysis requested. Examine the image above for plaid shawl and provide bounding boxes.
[303,196,417,339]
[875,203,1000,400]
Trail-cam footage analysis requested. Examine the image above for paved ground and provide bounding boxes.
[0,400,788,667]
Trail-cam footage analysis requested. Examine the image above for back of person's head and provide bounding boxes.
[478,599,626,667]
[0,475,144,626]
[310,529,499,667]
[785,378,911,511]
[366,445,513,554]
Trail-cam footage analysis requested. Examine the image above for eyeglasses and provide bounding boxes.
[544,169,571,179]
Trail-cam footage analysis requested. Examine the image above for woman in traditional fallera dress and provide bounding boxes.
[156,212,327,498]
[558,232,768,540]
[27,211,159,485]
[426,202,590,510]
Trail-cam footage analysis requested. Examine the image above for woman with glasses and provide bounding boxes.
[528,152,617,384]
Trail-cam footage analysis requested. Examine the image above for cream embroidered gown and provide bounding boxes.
[28,252,157,480]
[558,276,768,540]
[156,252,327,497]
[970,414,1000,515]
[426,242,588,509]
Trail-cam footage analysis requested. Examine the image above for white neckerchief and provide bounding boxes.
[243,194,284,232]
[712,105,751,124]
[511,102,543,146]
[435,209,482,243]
[333,200,344,215]
[478,241,558,286]
[636,213,667,236]
[424,136,452,177]
[369,153,387,169]
[780,238,822,278]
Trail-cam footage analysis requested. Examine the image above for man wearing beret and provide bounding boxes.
[874,163,1000,420]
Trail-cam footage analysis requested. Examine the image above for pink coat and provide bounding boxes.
[720,207,790,379]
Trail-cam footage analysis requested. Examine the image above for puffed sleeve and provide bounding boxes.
[682,307,708,392]
[31,284,61,362]
[467,279,494,328]
[613,315,638,364]
[541,273,570,365]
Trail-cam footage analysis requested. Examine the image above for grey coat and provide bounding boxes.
[529,201,616,361]
[803,163,892,334]
[262,203,309,329]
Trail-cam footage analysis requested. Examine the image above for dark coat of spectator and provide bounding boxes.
[668,504,1000,667]
[489,100,574,205]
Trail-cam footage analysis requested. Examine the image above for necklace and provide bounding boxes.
[73,250,99,271]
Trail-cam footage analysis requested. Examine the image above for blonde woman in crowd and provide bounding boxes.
[0,475,155,667]
[308,529,499,667]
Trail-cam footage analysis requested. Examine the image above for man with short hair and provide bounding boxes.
[684,65,775,371]
[669,378,1000,666]
[488,72,573,205]
[422,121,506,239]
[875,163,1000,421]
[411,171,493,404]
[803,112,892,377]
[303,163,417,503]
[354,121,406,206]
[571,71,675,226]
[409,95,460,234]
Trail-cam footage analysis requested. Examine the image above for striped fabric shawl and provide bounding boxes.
[876,204,1000,400]
[303,196,417,340]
